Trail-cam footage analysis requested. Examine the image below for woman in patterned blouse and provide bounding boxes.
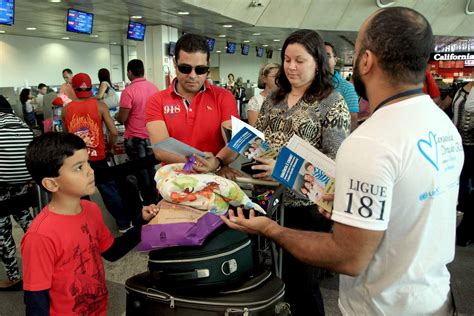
[251,29,351,316]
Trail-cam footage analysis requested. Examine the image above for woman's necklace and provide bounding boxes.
[290,92,303,97]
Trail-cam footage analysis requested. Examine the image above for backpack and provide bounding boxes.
[103,86,120,110]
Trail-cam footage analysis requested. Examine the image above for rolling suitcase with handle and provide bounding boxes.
[148,226,255,294]
[126,270,287,315]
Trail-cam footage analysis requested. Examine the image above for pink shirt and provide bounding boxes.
[59,83,78,101]
[120,78,159,139]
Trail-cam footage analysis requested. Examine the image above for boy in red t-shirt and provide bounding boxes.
[21,132,158,316]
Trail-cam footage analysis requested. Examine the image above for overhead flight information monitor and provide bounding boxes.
[241,44,250,55]
[127,21,146,41]
[0,0,14,26]
[67,9,93,34]
[207,37,215,51]
[226,41,237,54]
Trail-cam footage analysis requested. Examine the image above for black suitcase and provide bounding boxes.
[126,270,287,315]
[148,227,255,293]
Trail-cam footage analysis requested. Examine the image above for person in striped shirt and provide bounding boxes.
[0,95,34,291]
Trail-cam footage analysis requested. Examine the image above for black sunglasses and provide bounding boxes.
[75,87,92,92]
[177,64,209,75]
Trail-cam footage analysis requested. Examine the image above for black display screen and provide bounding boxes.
[207,38,215,51]
[227,42,237,54]
[242,44,250,55]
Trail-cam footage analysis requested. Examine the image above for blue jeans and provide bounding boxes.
[124,137,159,205]
[89,159,131,229]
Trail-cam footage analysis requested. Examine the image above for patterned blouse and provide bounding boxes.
[255,90,350,207]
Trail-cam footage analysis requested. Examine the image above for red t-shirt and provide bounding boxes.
[145,80,238,155]
[64,98,106,161]
[423,70,441,99]
[21,200,114,316]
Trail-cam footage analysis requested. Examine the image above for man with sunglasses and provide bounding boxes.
[62,73,134,233]
[146,33,240,178]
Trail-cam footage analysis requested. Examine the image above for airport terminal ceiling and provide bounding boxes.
[1,0,473,64]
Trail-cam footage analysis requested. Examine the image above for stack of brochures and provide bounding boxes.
[227,116,277,160]
[272,135,336,213]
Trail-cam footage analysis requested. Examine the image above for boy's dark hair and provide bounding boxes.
[62,68,73,75]
[175,33,210,63]
[127,59,145,77]
[359,7,433,85]
[274,29,333,104]
[38,83,47,90]
[26,133,86,188]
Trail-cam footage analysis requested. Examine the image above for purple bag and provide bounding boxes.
[138,201,224,251]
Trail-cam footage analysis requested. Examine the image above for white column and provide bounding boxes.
[136,25,179,90]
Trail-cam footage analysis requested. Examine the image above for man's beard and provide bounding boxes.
[352,54,367,101]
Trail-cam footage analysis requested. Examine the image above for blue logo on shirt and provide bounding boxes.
[417,131,439,171]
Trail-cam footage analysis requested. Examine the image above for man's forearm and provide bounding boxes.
[153,149,187,164]
[216,146,238,165]
[108,134,118,148]
[264,222,354,275]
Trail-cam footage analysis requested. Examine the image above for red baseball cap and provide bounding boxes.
[71,73,93,98]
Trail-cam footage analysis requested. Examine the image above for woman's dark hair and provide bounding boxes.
[19,88,31,105]
[98,68,113,88]
[175,33,210,63]
[273,29,333,104]
[26,132,86,189]
[360,7,433,85]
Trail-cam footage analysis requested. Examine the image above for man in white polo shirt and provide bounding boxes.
[221,7,463,315]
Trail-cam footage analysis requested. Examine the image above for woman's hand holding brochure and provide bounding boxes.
[318,193,334,219]
[250,157,276,180]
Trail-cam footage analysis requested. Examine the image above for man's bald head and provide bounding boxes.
[356,7,433,85]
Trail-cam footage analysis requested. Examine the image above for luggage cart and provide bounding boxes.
[258,184,285,279]
[235,177,285,279]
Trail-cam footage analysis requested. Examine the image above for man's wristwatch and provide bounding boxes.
[215,157,224,172]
